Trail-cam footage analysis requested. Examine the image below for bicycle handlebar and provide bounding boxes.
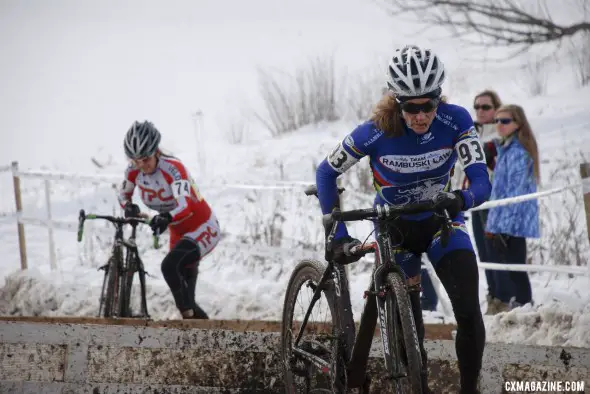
[328,200,438,222]
[325,201,454,248]
[77,209,161,249]
[304,184,455,253]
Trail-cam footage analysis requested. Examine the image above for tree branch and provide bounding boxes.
[378,0,590,49]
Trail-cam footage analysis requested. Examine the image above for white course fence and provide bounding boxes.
[2,161,590,317]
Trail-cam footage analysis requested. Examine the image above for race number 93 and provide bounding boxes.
[456,138,485,168]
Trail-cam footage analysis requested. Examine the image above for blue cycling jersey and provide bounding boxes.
[316,102,492,239]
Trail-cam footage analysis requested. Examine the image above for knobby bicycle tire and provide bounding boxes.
[119,249,135,317]
[102,255,121,318]
[385,272,422,394]
[281,259,343,394]
[137,260,149,318]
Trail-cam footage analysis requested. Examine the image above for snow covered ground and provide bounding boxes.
[1,97,589,348]
[1,0,589,349]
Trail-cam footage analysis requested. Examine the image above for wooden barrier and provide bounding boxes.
[0,318,587,394]
[0,316,456,340]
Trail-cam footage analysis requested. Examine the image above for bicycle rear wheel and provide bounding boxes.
[281,260,344,394]
[384,272,422,394]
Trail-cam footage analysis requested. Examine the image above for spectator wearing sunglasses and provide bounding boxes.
[458,90,508,314]
[485,104,540,311]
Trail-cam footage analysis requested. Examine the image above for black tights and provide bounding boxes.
[410,249,485,394]
[160,237,208,319]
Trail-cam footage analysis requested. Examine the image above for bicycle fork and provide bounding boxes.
[373,264,406,380]
[98,264,109,317]
[347,266,408,385]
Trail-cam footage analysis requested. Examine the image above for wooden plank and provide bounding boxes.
[0,316,456,339]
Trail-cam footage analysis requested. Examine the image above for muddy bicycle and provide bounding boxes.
[77,209,160,318]
[281,185,454,393]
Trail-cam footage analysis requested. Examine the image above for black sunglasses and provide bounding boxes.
[495,118,514,125]
[400,98,440,114]
[474,104,494,111]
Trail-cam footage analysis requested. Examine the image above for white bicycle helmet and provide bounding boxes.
[386,45,445,98]
[124,121,161,159]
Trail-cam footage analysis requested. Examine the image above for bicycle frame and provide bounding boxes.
[291,215,409,389]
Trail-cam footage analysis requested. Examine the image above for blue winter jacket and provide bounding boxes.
[485,136,540,238]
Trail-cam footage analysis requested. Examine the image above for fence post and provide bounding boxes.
[11,161,28,270]
[192,110,206,174]
[581,163,590,235]
[44,179,57,270]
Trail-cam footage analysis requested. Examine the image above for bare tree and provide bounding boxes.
[519,56,548,96]
[342,70,383,120]
[569,32,590,86]
[377,0,590,54]
[254,55,339,137]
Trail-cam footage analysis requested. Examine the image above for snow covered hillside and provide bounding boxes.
[1,0,589,349]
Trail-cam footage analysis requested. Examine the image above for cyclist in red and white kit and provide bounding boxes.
[118,120,220,319]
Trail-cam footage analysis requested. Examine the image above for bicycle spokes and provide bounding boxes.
[282,261,341,394]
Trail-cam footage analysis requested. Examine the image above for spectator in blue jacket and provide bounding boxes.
[485,104,540,310]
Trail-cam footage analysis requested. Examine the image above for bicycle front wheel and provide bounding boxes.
[281,259,344,394]
[101,256,122,318]
[385,272,422,394]
[119,250,135,318]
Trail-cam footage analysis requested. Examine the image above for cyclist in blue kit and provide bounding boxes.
[315,45,491,394]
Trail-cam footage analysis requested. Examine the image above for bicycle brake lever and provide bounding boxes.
[322,213,335,236]
[77,209,86,242]
[344,242,362,256]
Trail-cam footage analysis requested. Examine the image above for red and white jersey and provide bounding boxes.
[118,155,212,235]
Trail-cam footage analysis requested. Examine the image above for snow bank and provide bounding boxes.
[0,267,186,320]
[2,264,589,349]
[485,302,590,348]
